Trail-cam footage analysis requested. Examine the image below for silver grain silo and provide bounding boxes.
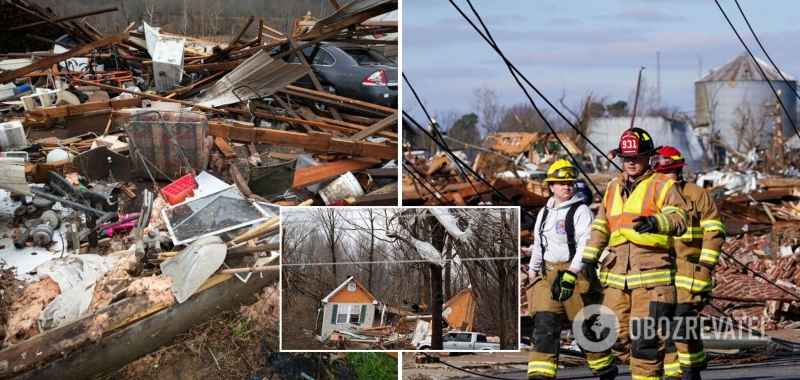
[695,52,797,155]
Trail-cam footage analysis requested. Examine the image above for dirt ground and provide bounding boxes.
[0,262,25,343]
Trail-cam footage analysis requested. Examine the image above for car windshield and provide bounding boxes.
[341,48,393,64]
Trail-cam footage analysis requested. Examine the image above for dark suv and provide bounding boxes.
[272,41,398,108]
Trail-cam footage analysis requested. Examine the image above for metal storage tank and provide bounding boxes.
[695,52,797,154]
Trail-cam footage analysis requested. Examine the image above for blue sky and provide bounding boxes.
[401,0,800,125]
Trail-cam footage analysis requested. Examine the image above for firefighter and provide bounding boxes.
[525,159,618,380]
[651,146,725,380]
[581,128,690,380]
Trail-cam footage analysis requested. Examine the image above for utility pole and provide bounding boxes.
[774,90,786,171]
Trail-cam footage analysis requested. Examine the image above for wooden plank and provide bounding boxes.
[26,97,142,119]
[280,85,395,116]
[292,158,380,188]
[343,192,397,206]
[268,152,300,160]
[228,16,255,46]
[286,34,343,122]
[0,29,130,84]
[1,272,276,380]
[350,113,398,141]
[207,121,396,160]
[317,115,398,139]
[214,137,237,158]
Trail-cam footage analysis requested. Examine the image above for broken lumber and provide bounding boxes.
[350,113,398,141]
[292,157,380,189]
[207,121,396,160]
[0,28,131,84]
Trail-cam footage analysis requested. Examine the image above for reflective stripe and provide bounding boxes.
[592,219,610,235]
[674,274,712,293]
[631,375,662,380]
[678,351,707,365]
[680,226,703,240]
[700,248,720,264]
[625,270,673,288]
[662,205,689,224]
[700,219,726,235]
[583,246,601,261]
[599,271,627,287]
[655,214,668,233]
[528,361,558,376]
[586,352,614,370]
[664,361,682,377]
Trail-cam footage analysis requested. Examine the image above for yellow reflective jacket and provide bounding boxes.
[673,181,726,293]
[584,170,689,290]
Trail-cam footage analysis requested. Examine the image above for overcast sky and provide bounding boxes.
[401,0,800,124]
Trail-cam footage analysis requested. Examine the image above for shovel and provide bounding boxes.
[161,235,227,303]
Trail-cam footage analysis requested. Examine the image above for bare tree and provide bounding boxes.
[473,85,505,137]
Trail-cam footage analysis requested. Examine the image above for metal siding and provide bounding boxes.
[586,117,705,172]
[697,80,797,152]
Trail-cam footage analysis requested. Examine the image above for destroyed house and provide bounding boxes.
[321,276,379,335]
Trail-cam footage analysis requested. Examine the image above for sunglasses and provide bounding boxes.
[649,155,677,167]
[549,167,577,180]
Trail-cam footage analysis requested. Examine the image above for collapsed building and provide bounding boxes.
[0,0,397,378]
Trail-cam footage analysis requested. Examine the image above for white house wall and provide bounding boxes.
[321,302,376,335]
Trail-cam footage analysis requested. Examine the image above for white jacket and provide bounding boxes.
[528,195,594,278]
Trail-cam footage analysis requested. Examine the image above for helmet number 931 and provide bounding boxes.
[621,138,638,150]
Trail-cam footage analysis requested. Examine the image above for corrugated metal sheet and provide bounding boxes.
[697,52,795,82]
[585,117,706,173]
[191,50,310,107]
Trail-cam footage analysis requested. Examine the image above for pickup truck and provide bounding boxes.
[417,332,501,351]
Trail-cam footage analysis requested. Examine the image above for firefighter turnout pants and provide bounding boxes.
[664,290,707,379]
[602,285,676,380]
[527,261,616,379]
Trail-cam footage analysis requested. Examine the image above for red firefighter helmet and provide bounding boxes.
[611,127,658,157]
[651,146,688,172]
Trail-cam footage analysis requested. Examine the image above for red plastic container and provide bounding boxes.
[162,174,197,205]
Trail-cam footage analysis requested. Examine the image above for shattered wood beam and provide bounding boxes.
[292,157,380,188]
[69,78,226,114]
[229,16,255,46]
[343,192,397,206]
[9,6,118,31]
[232,3,395,60]
[25,97,142,119]
[262,24,285,37]
[0,29,130,84]
[350,113,398,141]
[280,85,395,117]
[207,121,396,160]
[286,34,344,122]
[8,0,85,42]
[316,114,398,139]
[294,1,397,41]
[257,18,264,45]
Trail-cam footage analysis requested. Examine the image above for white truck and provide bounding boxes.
[416,332,501,351]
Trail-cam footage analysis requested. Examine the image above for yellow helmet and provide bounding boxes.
[543,159,578,182]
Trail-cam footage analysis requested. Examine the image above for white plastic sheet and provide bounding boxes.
[37,253,124,330]
[428,208,472,243]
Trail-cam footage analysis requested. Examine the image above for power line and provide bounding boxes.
[282,256,520,266]
[448,0,608,197]
[714,0,800,143]
[403,72,489,204]
[402,157,448,205]
[448,0,622,175]
[734,0,800,102]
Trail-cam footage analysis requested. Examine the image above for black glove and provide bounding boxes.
[633,216,659,233]
[550,270,577,302]
[581,258,599,283]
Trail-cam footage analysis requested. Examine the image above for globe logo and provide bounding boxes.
[572,304,619,352]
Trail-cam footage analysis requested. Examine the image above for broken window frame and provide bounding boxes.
[160,184,275,246]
